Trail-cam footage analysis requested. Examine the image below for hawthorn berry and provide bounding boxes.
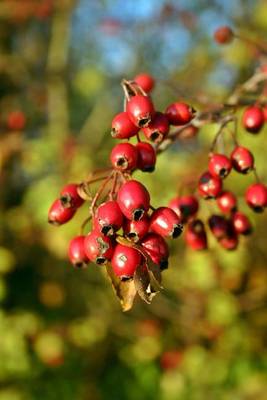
[123,216,150,242]
[136,142,156,172]
[165,102,195,126]
[110,142,138,171]
[60,183,84,208]
[68,236,89,268]
[150,207,183,238]
[111,244,142,278]
[219,232,238,250]
[111,111,139,139]
[168,195,198,223]
[242,106,264,133]
[142,112,169,143]
[232,211,252,235]
[48,199,76,225]
[213,26,234,44]
[126,95,155,128]
[7,110,26,130]
[117,180,150,221]
[216,191,237,213]
[230,146,254,174]
[208,153,232,179]
[198,171,222,199]
[134,73,155,93]
[245,183,267,212]
[141,233,169,270]
[84,231,114,265]
[208,215,230,239]
[94,200,124,236]
[185,220,207,250]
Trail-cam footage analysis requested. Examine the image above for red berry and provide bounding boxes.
[123,216,150,243]
[245,183,267,212]
[84,231,114,265]
[185,220,207,251]
[232,212,252,235]
[213,26,234,44]
[48,199,76,225]
[134,73,155,93]
[208,215,230,239]
[141,233,169,270]
[94,200,124,236]
[178,124,198,139]
[216,191,237,213]
[136,142,156,172]
[60,183,84,208]
[126,95,155,128]
[7,110,26,130]
[111,244,142,278]
[230,146,254,174]
[219,233,238,250]
[198,171,222,199]
[68,236,89,268]
[142,112,169,143]
[242,106,264,134]
[208,153,232,179]
[150,207,183,238]
[168,195,198,223]
[110,142,138,171]
[160,350,183,370]
[165,102,195,126]
[117,180,150,221]
[111,112,139,139]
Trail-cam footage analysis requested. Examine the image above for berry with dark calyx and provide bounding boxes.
[84,230,114,265]
[142,112,169,143]
[110,142,138,172]
[60,183,84,208]
[48,199,76,225]
[117,180,150,221]
[213,26,234,44]
[185,219,207,250]
[219,231,238,250]
[111,244,142,278]
[126,95,155,128]
[245,183,267,212]
[242,106,264,134]
[111,112,139,139]
[208,215,230,240]
[198,171,222,199]
[208,153,232,179]
[68,236,89,268]
[141,233,169,270]
[168,195,198,223]
[136,142,156,172]
[216,191,237,213]
[150,207,183,238]
[123,217,150,243]
[230,146,254,174]
[134,73,155,93]
[165,102,195,126]
[94,200,124,236]
[232,211,252,235]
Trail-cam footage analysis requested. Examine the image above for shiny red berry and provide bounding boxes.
[68,236,89,268]
[232,212,252,235]
[110,142,138,171]
[141,233,169,270]
[185,220,207,250]
[48,199,76,225]
[165,102,195,126]
[213,26,234,44]
[242,106,264,133]
[84,231,114,265]
[230,146,254,174]
[117,180,150,221]
[136,142,156,172]
[198,171,222,199]
[126,95,155,128]
[142,112,169,143]
[150,207,183,238]
[94,200,124,236]
[208,215,229,239]
[60,183,84,208]
[216,191,237,213]
[245,183,267,212]
[111,111,139,139]
[111,244,142,278]
[123,216,150,243]
[168,195,198,223]
[134,73,155,93]
[208,153,232,179]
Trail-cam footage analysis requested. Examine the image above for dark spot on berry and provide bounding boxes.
[160,259,169,270]
[138,116,151,127]
[127,232,139,242]
[142,166,155,173]
[219,168,227,178]
[150,131,160,142]
[101,225,114,236]
[111,128,118,137]
[116,157,128,169]
[172,224,183,238]
[133,208,145,221]
[60,194,73,208]
[96,257,106,265]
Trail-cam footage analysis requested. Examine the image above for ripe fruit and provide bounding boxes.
[165,102,195,126]
[48,199,76,225]
[232,212,252,235]
[134,73,155,93]
[126,95,155,128]
[117,180,150,220]
[60,183,84,208]
[198,171,222,199]
[208,153,232,179]
[7,110,26,130]
[111,112,139,139]
[94,200,124,236]
[84,231,114,265]
[230,146,254,174]
[242,106,264,133]
[142,112,169,143]
[245,183,267,212]
[208,215,229,239]
[110,142,138,171]
[150,207,183,238]
[168,195,198,222]
[213,26,234,44]
[216,191,237,213]
[111,244,142,278]
[68,236,89,268]
[136,142,156,172]
[141,233,169,270]
[219,233,238,250]
[185,220,207,250]
[123,217,150,242]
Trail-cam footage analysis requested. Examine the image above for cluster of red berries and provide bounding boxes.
[48,73,196,280]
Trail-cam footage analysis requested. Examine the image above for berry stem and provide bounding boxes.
[90,171,114,215]
[109,171,118,200]
[234,33,267,55]
[80,215,92,235]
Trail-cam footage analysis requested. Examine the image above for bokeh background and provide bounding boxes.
[1,1,267,399]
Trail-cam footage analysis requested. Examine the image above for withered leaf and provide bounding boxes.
[134,264,151,304]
